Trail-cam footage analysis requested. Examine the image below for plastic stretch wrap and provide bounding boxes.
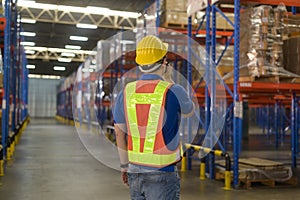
[248,5,285,77]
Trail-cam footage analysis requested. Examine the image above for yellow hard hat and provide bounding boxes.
[135,35,168,66]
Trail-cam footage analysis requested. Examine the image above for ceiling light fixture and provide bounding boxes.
[18,1,57,10]
[120,40,135,45]
[21,41,36,46]
[53,66,66,71]
[110,10,140,18]
[76,23,97,29]
[86,6,110,13]
[20,32,36,37]
[65,45,81,50]
[20,18,36,24]
[61,52,76,57]
[26,64,36,69]
[28,74,61,79]
[25,50,35,54]
[58,57,72,63]
[18,2,140,18]
[70,36,88,41]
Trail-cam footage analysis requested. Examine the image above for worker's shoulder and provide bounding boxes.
[168,83,188,94]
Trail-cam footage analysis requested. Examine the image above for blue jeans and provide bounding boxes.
[127,165,180,200]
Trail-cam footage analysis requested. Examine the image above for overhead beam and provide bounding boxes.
[18,4,137,29]
[24,46,95,62]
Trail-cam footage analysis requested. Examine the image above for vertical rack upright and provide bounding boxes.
[197,0,300,188]
[1,0,12,160]
[1,0,29,165]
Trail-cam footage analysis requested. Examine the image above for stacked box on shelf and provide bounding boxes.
[140,0,197,29]
[161,0,196,28]
[283,36,300,75]
[200,12,235,31]
[243,5,286,78]
[283,15,300,75]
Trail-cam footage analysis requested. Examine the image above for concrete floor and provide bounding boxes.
[0,118,299,200]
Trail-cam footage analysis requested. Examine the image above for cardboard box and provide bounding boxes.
[164,0,187,12]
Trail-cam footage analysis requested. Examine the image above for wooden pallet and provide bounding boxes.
[215,158,298,189]
[239,176,298,189]
[161,22,190,29]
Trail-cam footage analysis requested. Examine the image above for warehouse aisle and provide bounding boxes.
[0,119,128,200]
[0,119,300,200]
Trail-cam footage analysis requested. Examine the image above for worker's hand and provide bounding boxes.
[121,168,129,186]
[163,65,174,84]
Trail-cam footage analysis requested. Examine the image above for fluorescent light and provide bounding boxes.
[76,23,97,29]
[28,74,41,78]
[61,52,76,57]
[26,64,36,69]
[25,50,35,54]
[70,36,88,41]
[28,74,61,79]
[120,40,135,45]
[65,45,81,50]
[110,10,139,18]
[20,18,36,24]
[86,6,110,13]
[21,41,35,46]
[53,66,66,71]
[58,57,72,63]
[18,1,57,10]
[18,2,140,18]
[86,6,139,18]
[20,32,36,37]
[57,5,84,13]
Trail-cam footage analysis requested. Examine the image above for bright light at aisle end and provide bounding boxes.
[21,41,36,46]
[61,52,76,57]
[70,36,88,41]
[65,45,81,50]
[20,32,36,37]
[28,74,61,79]
[26,64,36,69]
[58,57,72,63]
[76,23,97,29]
[20,18,36,24]
[53,66,66,71]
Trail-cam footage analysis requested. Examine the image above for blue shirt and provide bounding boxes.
[113,74,193,171]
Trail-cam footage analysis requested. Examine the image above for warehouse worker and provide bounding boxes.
[113,35,194,200]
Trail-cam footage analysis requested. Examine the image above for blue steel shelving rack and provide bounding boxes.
[1,0,29,162]
[190,0,300,188]
[291,93,299,168]
[187,0,242,187]
[2,0,12,160]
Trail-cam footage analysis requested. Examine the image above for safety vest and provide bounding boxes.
[124,80,181,168]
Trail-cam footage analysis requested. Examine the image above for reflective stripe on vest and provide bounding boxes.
[124,80,181,167]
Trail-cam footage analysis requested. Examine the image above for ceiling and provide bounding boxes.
[18,1,299,77]
[19,0,152,77]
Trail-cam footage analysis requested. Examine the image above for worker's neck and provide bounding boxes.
[145,67,164,77]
